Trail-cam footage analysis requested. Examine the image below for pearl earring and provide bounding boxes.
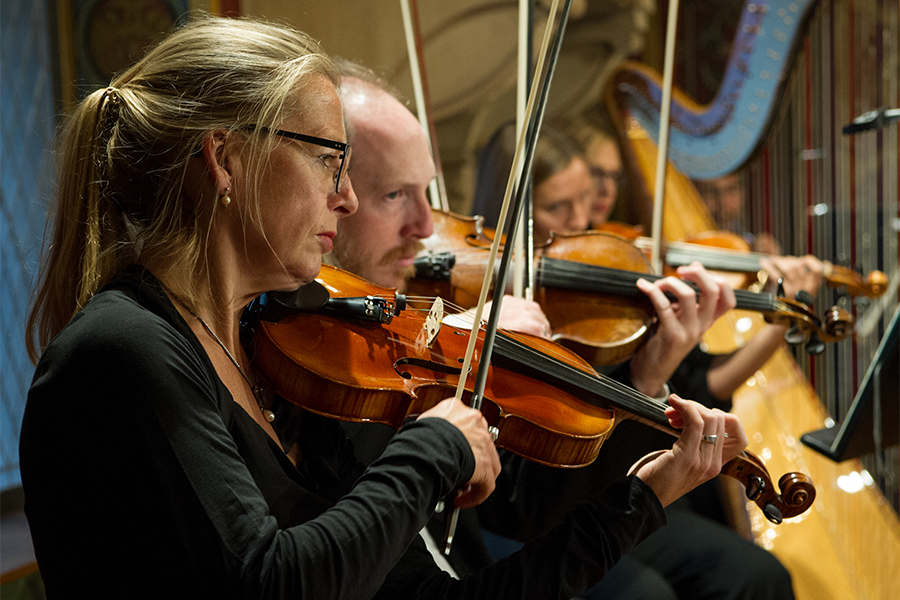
[220,187,231,207]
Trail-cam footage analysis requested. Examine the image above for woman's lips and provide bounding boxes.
[317,232,335,252]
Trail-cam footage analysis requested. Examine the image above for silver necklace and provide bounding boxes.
[167,288,276,423]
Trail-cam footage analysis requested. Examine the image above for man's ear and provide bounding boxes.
[198,130,233,192]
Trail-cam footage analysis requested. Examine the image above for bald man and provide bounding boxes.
[330,76,434,290]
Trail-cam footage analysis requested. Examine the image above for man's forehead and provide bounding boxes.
[341,77,434,183]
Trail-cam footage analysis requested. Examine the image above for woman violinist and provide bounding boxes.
[470,121,803,600]
[471,121,742,403]
[19,15,746,599]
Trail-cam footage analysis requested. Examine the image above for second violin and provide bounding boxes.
[410,209,854,365]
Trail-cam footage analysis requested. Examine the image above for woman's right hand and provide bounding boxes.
[418,397,501,508]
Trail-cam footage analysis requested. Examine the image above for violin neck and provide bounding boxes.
[659,241,766,273]
[493,332,675,432]
[539,257,777,314]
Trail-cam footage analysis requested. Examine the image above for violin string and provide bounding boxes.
[404,293,574,359]
[536,257,781,313]
[404,292,655,402]
[495,333,670,421]
[398,293,670,422]
[402,291,697,421]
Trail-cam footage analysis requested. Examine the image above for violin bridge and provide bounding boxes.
[423,297,444,348]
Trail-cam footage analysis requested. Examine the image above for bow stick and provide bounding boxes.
[512,0,536,299]
[400,0,449,210]
[648,0,681,274]
[443,0,574,555]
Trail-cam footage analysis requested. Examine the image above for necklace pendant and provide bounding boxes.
[263,409,276,423]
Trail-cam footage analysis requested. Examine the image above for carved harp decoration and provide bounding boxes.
[616,0,819,179]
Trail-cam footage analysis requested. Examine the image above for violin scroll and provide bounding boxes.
[824,263,889,298]
[721,450,816,524]
[770,295,854,351]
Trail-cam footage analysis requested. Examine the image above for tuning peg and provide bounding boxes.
[745,474,765,501]
[784,326,805,345]
[795,290,815,305]
[763,503,784,525]
[776,277,785,297]
[805,333,825,355]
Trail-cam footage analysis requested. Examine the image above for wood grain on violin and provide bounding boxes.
[251,265,815,522]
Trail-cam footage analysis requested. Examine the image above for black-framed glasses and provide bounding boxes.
[246,125,350,195]
[589,166,625,188]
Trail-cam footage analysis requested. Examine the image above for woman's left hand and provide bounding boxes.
[630,395,748,507]
[629,262,735,397]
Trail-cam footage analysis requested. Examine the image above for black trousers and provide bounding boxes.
[482,502,794,600]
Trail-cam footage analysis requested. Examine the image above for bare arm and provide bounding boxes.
[705,254,824,399]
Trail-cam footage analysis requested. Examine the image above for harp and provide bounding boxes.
[603,1,900,598]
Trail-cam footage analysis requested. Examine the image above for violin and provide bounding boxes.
[250,265,816,524]
[410,209,854,365]
[596,220,889,298]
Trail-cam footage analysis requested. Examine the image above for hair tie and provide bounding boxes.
[96,87,121,147]
[101,87,120,117]
[95,87,122,194]
[100,87,121,130]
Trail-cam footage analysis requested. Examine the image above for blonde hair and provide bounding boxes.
[560,110,617,157]
[27,14,338,362]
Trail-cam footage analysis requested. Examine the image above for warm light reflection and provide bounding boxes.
[762,447,772,460]
[735,317,754,333]
[837,470,875,493]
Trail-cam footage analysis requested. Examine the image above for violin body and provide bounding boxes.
[594,220,642,240]
[414,210,497,309]
[254,265,616,468]
[536,231,656,366]
[413,210,658,365]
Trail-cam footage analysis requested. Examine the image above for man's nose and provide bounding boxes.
[401,191,434,239]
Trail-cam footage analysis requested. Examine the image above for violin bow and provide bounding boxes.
[648,0,681,274]
[444,0,574,554]
[400,0,449,210]
[512,0,536,300]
